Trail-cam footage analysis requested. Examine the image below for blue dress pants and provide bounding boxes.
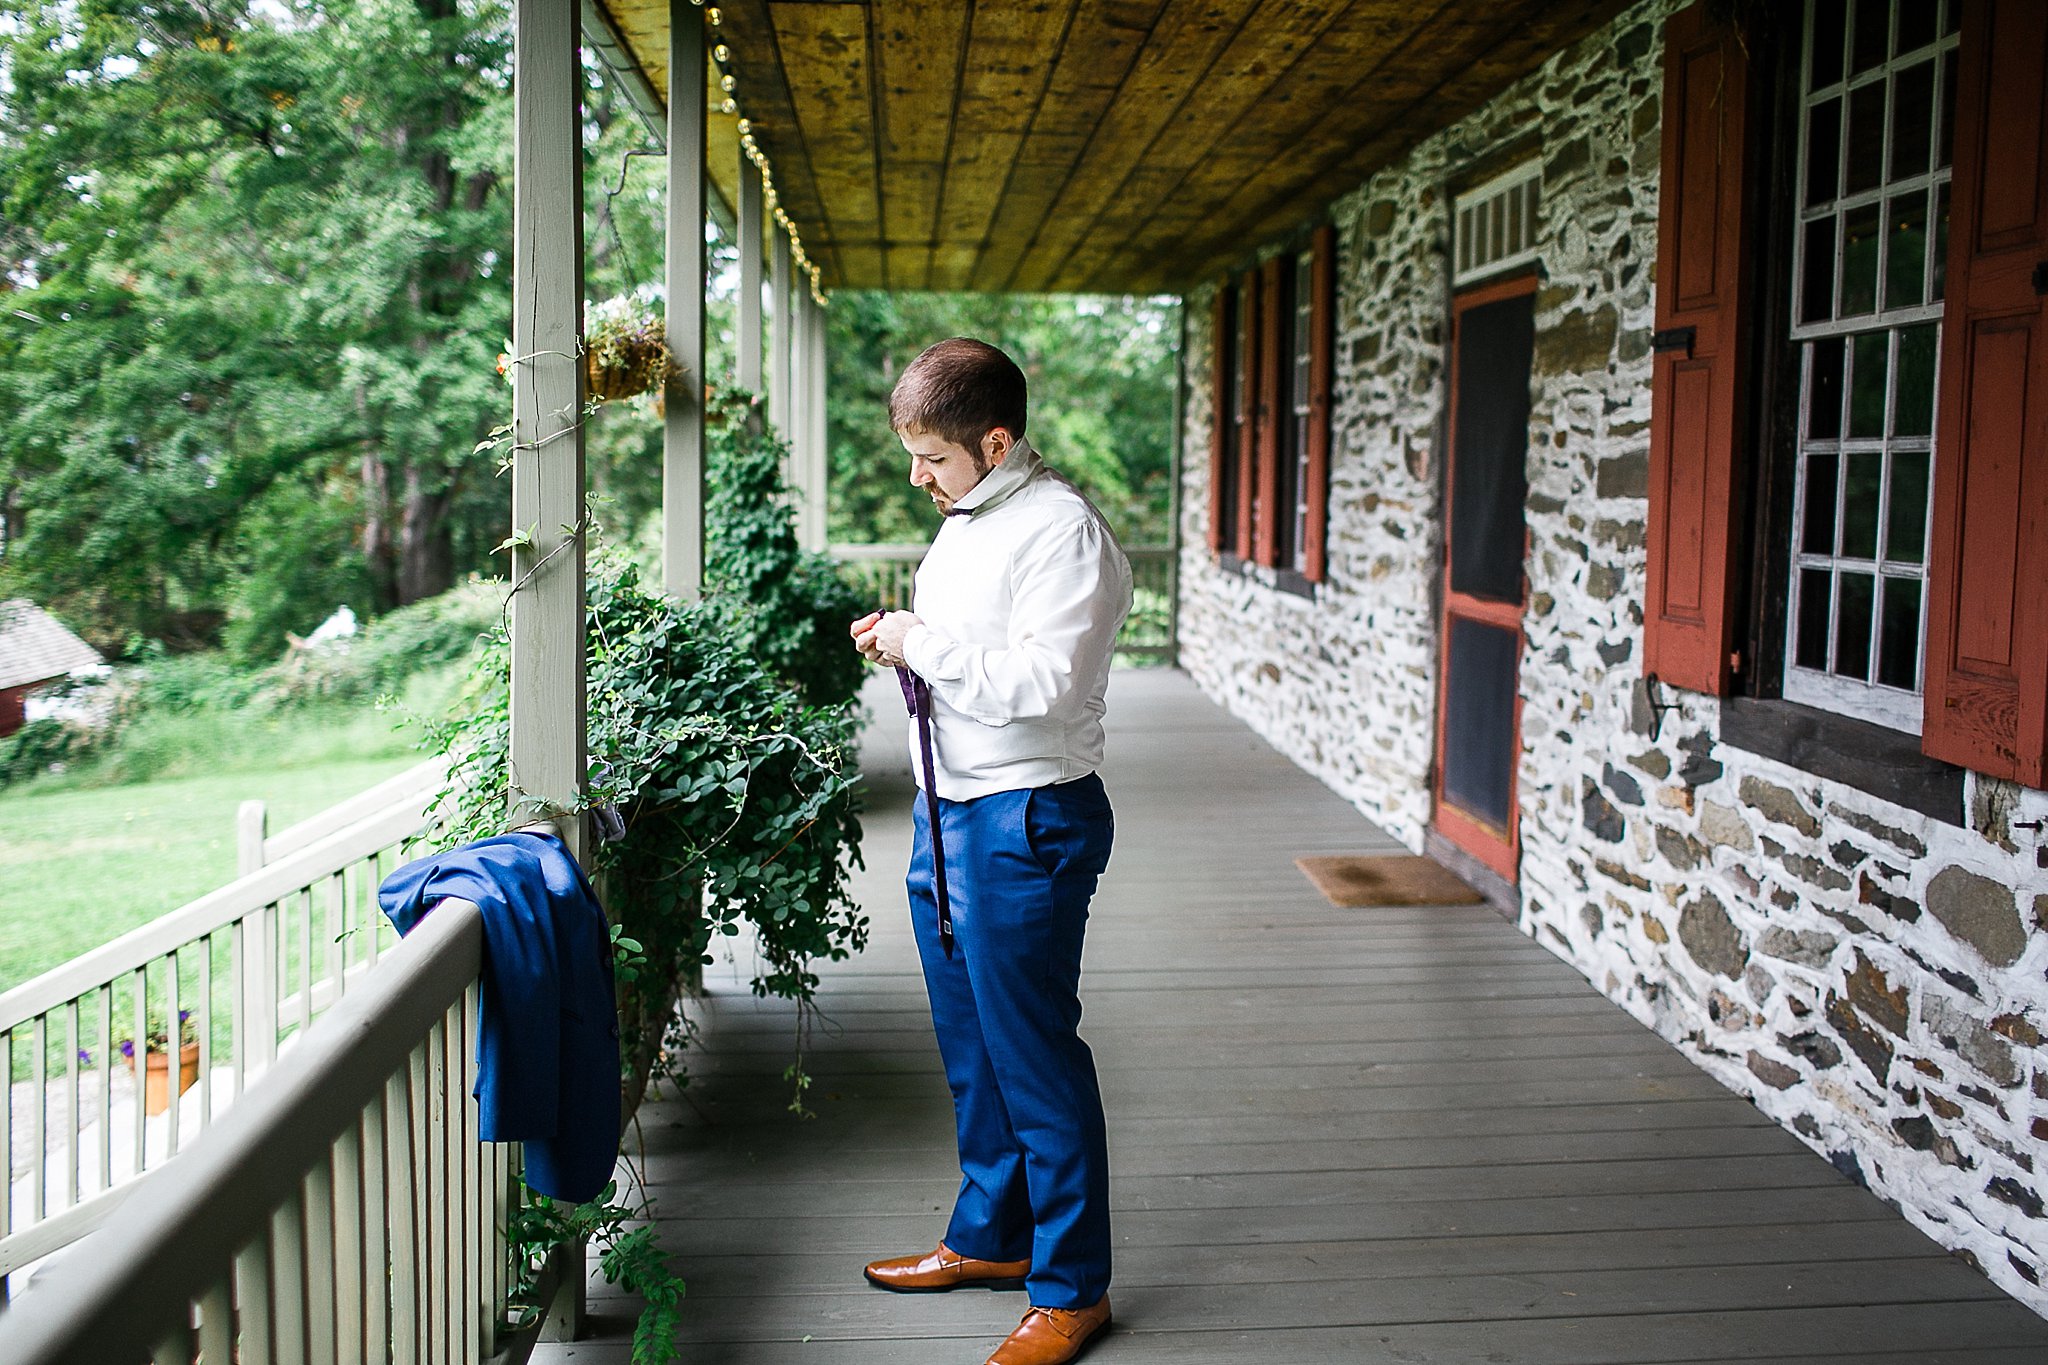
[907,773,1114,1309]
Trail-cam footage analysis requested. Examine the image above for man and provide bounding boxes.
[851,337,1132,1365]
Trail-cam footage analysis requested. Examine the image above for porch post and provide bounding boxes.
[804,293,829,549]
[736,154,763,392]
[508,0,587,856]
[789,286,811,513]
[769,226,793,439]
[663,0,706,600]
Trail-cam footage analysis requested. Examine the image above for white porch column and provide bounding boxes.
[804,292,830,550]
[769,227,793,440]
[663,0,706,600]
[736,154,763,393]
[509,0,587,855]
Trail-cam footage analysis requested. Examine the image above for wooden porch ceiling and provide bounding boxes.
[594,0,1630,294]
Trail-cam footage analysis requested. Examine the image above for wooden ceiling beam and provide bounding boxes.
[874,1,970,289]
[960,0,1169,291]
[925,0,1082,290]
[773,3,885,286]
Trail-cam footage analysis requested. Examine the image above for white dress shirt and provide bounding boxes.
[902,437,1133,801]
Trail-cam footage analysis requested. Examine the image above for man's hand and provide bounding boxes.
[852,610,922,669]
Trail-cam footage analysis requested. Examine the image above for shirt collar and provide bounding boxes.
[948,436,1039,518]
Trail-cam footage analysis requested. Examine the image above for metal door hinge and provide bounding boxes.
[1652,326,1697,357]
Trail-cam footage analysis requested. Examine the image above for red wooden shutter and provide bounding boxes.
[1303,225,1336,583]
[1643,1,1752,695]
[1208,288,1232,555]
[1923,0,2048,785]
[1254,255,1285,567]
[1235,268,1260,561]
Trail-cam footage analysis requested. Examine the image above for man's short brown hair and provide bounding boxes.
[889,337,1028,450]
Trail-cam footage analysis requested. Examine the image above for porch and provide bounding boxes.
[536,669,2048,1364]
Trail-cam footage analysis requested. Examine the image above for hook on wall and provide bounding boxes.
[1642,672,1683,743]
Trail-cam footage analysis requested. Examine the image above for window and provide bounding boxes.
[1208,229,1335,583]
[1647,0,2048,793]
[1453,162,1542,288]
[1783,0,1959,731]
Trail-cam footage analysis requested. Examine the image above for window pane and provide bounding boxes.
[1846,81,1888,196]
[1943,0,1958,35]
[1808,336,1846,438]
[1932,180,1950,301]
[1835,571,1876,679]
[1807,97,1842,207]
[1812,0,1848,89]
[1841,452,1882,558]
[1937,48,1957,167]
[1885,193,1928,309]
[1896,0,1938,54]
[1841,201,1882,316]
[1798,568,1834,669]
[1888,447,1931,563]
[1849,330,1889,437]
[1850,0,1889,74]
[1878,576,1922,689]
[1803,216,1839,323]
[1804,452,1841,553]
[1894,323,1937,436]
[1890,60,1934,179]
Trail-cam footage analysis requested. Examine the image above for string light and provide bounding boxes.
[692,2,826,304]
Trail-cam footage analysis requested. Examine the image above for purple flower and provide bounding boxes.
[77,1048,93,1065]
[119,1039,135,1060]
[177,1010,191,1023]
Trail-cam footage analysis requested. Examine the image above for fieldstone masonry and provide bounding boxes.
[1177,0,2048,1315]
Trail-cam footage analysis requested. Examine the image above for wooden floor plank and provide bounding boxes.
[531,670,2048,1364]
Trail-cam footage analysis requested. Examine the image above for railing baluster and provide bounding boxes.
[197,1275,233,1365]
[362,1102,388,1365]
[197,932,214,1133]
[454,998,479,1361]
[131,964,149,1173]
[271,1190,307,1363]
[388,1061,420,1365]
[237,1219,275,1365]
[425,1017,449,1365]
[326,872,345,1001]
[298,888,315,1036]
[166,947,183,1156]
[333,1125,363,1365]
[64,999,80,1211]
[364,853,383,969]
[2,1028,14,1262]
[95,988,112,1193]
[31,1012,47,1223]
[304,1158,336,1365]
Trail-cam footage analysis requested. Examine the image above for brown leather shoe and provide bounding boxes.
[985,1296,1112,1365]
[863,1242,1030,1292]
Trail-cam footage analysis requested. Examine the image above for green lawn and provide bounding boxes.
[0,755,422,993]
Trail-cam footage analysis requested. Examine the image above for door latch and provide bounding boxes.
[1652,326,1697,357]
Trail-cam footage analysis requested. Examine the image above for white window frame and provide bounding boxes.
[1453,161,1541,288]
[1288,249,1314,574]
[1781,0,1957,734]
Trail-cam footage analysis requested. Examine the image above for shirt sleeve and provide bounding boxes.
[902,518,1128,726]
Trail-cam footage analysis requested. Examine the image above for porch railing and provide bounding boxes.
[0,897,523,1365]
[0,759,445,1288]
[829,543,1178,663]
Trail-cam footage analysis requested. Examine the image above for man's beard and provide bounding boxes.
[930,454,992,514]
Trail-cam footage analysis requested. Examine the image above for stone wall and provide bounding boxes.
[1175,0,2048,1315]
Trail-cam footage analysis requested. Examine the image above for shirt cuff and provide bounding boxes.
[902,623,945,678]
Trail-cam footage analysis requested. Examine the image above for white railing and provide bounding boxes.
[0,759,445,1288]
[829,543,1179,662]
[0,898,527,1365]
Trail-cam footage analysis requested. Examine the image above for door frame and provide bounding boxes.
[1432,270,1537,883]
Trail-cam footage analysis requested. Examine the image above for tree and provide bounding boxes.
[0,0,514,652]
[824,292,1180,548]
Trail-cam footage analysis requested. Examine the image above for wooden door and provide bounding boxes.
[1435,275,1537,881]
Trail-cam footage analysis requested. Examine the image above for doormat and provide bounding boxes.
[1295,855,1485,907]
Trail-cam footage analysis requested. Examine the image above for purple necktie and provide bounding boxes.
[897,666,954,958]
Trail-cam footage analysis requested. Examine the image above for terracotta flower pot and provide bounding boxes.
[138,1041,202,1116]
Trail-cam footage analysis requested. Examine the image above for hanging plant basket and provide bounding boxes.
[585,295,679,402]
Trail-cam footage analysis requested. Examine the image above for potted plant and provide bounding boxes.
[120,1009,201,1116]
[583,293,678,402]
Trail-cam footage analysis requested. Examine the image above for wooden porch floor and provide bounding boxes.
[534,669,2048,1364]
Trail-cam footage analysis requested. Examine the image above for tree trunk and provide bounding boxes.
[396,464,454,604]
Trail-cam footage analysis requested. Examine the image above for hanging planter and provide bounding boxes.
[584,293,679,402]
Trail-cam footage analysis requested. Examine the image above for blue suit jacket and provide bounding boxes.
[378,831,621,1204]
